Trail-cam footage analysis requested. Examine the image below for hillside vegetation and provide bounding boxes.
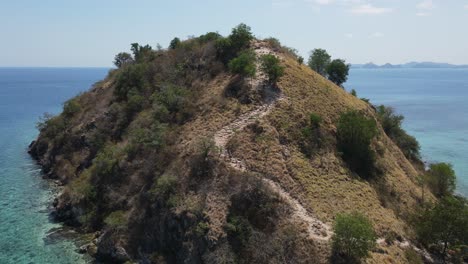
[30,24,467,263]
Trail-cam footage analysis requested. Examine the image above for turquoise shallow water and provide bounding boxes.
[346,68,468,196]
[0,68,108,263]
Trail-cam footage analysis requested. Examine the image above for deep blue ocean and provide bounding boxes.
[0,67,467,263]
[346,68,468,196]
[0,68,108,264]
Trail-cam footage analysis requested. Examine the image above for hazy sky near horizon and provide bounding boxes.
[1,0,467,67]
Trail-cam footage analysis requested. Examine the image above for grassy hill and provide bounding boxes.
[29,25,438,264]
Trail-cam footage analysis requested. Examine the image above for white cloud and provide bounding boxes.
[345,33,353,38]
[350,4,393,15]
[416,0,434,16]
[314,0,334,5]
[464,4,468,10]
[369,32,384,38]
[417,0,435,10]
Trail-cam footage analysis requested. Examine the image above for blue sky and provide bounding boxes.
[1,0,467,67]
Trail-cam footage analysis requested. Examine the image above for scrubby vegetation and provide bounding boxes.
[326,59,350,87]
[414,195,468,259]
[308,48,350,86]
[376,105,420,161]
[425,162,456,198]
[308,49,331,76]
[228,49,257,78]
[260,54,284,84]
[332,212,376,263]
[301,113,324,157]
[337,111,378,178]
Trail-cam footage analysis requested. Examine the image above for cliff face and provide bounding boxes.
[30,35,429,263]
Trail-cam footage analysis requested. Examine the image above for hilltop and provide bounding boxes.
[29,25,444,263]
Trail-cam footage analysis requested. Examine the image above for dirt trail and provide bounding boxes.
[213,42,333,242]
[213,42,435,261]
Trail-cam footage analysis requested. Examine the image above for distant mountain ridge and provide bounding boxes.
[352,62,468,69]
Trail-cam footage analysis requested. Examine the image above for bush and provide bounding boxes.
[93,144,124,180]
[113,52,133,68]
[376,105,421,160]
[332,212,376,262]
[114,63,150,101]
[169,37,181,49]
[104,210,128,230]
[225,215,252,249]
[426,162,456,198]
[326,59,350,87]
[228,50,257,78]
[152,84,193,124]
[130,43,153,62]
[308,48,331,76]
[216,23,254,63]
[301,113,323,156]
[297,56,304,64]
[350,89,357,97]
[260,54,285,83]
[414,195,468,258]
[152,174,178,197]
[337,111,378,178]
[63,98,81,117]
[198,32,222,43]
[37,114,66,139]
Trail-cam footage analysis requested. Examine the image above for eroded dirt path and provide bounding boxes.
[213,42,333,242]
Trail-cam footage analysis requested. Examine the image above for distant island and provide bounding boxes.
[352,62,468,69]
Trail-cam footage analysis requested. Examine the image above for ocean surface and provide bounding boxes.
[346,68,468,196]
[0,68,108,264]
[0,67,467,263]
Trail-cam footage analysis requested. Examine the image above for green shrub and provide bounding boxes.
[225,215,253,249]
[308,48,331,76]
[194,221,210,237]
[376,105,421,160]
[128,123,167,150]
[130,43,153,62]
[350,89,357,97]
[69,168,96,202]
[260,54,285,83]
[152,84,193,124]
[297,56,304,64]
[326,59,350,87]
[127,93,145,114]
[229,23,254,54]
[228,50,257,78]
[93,144,124,179]
[198,32,222,43]
[63,98,81,117]
[104,210,128,229]
[216,23,254,63]
[153,174,178,196]
[332,212,376,262]
[337,111,378,178]
[426,162,456,197]
[114,63,150,101]
[113,52,133,68]
[169,37,181,49]
[414,195,468,257]
[301,113,323,156]
[37,113,66,139]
